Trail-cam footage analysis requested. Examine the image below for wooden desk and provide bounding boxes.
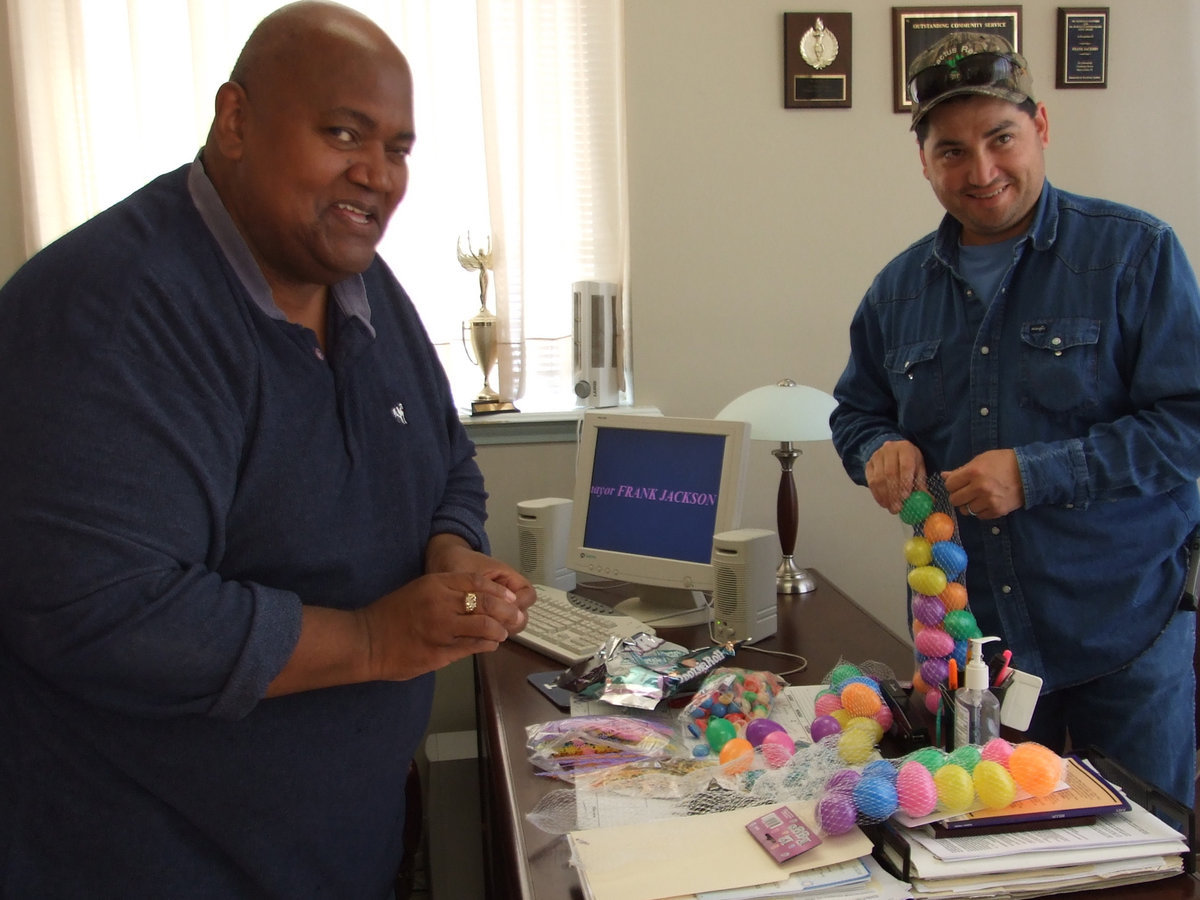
[473,569,1199,900]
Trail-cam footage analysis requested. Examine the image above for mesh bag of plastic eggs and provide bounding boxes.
[813,738,1066,835]
[806,660,899,768]
[679,667,797,771]
[898,474,983,714]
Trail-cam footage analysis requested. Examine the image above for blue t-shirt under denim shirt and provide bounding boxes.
[0,159,489,898]
[831,180,1200,693]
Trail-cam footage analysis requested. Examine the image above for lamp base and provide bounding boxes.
[776,555,816,594]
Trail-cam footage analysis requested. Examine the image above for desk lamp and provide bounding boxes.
[716,379,837,594]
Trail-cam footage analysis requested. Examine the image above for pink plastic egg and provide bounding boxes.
[813,692,843,717]
[914,626,955,659]
[760,730,796,767]
[924,687,942,714]
[874,702,894,731]
[895,760,939,817]
[980,737,1015,767]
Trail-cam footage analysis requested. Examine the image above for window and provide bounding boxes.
[6,0,629,413]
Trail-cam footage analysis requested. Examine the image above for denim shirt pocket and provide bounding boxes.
[1019,318,1101,415]
[884,338,946,433]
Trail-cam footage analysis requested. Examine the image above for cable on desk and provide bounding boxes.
[733,644,808,681]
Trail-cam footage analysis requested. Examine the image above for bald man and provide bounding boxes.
[0,3,533,896]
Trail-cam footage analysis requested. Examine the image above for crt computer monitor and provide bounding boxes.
[566,411,750,626]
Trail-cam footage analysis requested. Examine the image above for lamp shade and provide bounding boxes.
[715,379,837,443]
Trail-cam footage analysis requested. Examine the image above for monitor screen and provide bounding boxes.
[567,411,750,625]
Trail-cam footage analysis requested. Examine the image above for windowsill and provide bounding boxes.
[460,405,662,445]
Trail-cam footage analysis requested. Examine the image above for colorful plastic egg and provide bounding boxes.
[899,490,934,525]
[920,656,949,688]
[826,768,861,792]
[705,716,737,752]
[863,759,898,782]
[718,737,754,773]
[895,760,939,817]
[745,718,786,748]
[980,737,1015,767]
[904,536,933,566]
[813,691,843,717]
[931,541,967,579]
[941,609,980,640]
[973,759,1017,809]
[908,565,949,597]
[933,763,975,812]
[908,746,947,773]
[923,687,942,714]
[940,581,969,611]
[852,775,899,823]
[947,745,982,774]
[760,730,796,767]
[914,626,955,659]
[922,512,956,543]
[1008,743,1062,797]
[810,714,842,742]
[840,682,882,718]
[912,593,947,627]
[827,663,862,690]
[837,725,877,765]
[829,708,853,728]
[874,702,894,731]
[816,791,858,835]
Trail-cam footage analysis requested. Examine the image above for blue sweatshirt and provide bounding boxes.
[0,162,489,898]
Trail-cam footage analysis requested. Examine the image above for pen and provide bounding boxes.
[994,649,1013,687]
[947,658,958,691]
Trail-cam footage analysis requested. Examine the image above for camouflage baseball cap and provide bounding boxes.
[907,31,1034,130]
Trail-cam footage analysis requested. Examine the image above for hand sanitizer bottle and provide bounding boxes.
[953,635,1001,748]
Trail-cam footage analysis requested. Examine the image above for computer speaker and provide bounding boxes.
[516,498,576,590]
[711,528,778,644]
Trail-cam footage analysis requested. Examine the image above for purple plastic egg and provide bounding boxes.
[912,593,947,627]
[816,791,858,835]
[809,714,842,742]
[745,718,786,748]
[826,768,861,792]
[914,626,955,659]
[920,656,949,688]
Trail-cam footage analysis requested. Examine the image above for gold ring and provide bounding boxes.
[464,592,478,613]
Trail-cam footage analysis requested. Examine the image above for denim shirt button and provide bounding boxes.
[1001,585,1012,594]
[980,345,990,355]
[991,526,1000,535]
[980,407,990,416]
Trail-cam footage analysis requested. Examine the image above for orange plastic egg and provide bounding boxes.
[922,512,956,543]
[840,682,883,718]
[719,737,755,773]
[1008,743,1063,797]
[940,581,969,611]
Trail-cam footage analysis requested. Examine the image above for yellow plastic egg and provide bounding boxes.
[837,725,877,765]
[973,760,1016,809]
[933,763,975,812]
[846,715,884,744]
[829,707,854,728]
[908,565,948,597]
[904,536,933,566]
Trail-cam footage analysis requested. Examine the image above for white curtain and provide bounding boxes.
[4,0,628,413]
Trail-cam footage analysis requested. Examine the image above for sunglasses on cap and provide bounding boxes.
[908,52,1021,105]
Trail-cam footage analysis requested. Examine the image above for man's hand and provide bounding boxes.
[942,449,1025,519]
[864,439,927,514]
[424,533,536,635]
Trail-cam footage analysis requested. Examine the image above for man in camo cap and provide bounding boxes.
[832,31,1200,811]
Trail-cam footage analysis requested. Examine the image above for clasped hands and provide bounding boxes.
[864,440,1025,520]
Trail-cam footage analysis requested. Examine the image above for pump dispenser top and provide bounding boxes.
[953,635,1001,748]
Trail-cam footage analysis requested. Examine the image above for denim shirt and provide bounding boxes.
[831,180,1200,691]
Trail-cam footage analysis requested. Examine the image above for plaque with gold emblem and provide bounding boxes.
[783,13,852,109]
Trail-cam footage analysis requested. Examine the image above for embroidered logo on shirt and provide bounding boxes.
[391,402,407,425]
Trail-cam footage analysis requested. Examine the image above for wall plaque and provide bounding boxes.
[1057,7,1108,88]
[783,13,852,109]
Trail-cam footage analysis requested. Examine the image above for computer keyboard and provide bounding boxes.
[512,584,657,665]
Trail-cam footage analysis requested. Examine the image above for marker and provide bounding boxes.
[994,649,1013,687]
[947,658,958,691]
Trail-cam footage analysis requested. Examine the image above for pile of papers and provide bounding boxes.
[873,798,1188,899]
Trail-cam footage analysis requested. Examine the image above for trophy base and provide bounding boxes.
[471,398,520,416]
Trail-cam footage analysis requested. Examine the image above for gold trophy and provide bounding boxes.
[458,234,517,415]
